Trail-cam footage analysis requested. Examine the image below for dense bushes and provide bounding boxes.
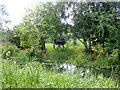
[107,49,118,65]
[91,43,118,66]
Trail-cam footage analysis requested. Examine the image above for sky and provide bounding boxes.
[0,0,70,29]
[1,0,41,29]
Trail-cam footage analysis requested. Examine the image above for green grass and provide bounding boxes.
[46,43,54,52]
[45,43,76,63]
[0,59,119,88]
[45,43,110,67]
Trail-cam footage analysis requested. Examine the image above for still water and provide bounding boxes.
[44,63,120,82]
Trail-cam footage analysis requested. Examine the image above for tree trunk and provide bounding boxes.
[53,44,55,48]
[83,41,92,52]
[88,36,92,49]
[39,36,46,55]
[76,37,92,52]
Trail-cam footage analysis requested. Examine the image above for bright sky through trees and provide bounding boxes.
[1,0,40,29]
[0,0,73,29]
[1,0,119,29]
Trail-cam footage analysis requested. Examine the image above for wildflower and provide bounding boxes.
[6,51,11,57]
[14,61,16,64]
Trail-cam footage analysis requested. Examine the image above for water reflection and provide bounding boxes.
[59,63,77,73]
[44,63,120,81]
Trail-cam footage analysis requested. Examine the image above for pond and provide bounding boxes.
[43,63,120,83]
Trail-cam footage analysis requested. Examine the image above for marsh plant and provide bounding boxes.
[0,59,119,88]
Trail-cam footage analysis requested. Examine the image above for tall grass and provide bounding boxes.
[0,59,119,88]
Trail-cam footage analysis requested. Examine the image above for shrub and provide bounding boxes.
[92,44,107,57]
[1,42,19,59]
[107,49,118,65]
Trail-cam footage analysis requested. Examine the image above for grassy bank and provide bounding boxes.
[0,59,119,88]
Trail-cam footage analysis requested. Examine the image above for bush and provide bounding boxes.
[1,42,19,59]
[107,49,118,65]
[92,44,107,57]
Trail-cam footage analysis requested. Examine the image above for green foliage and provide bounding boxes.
[1,42,19,59]
[0,41,119,88]
[0,59,119,88]
[71,2,119,53]
[92,44,106,57]
[107,49,118,65]
[1,41,118,68]
[9,2,119,56]
[0,2,119,88]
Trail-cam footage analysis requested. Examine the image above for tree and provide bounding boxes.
[70,2,119,53]
[92,2,119,55]
[13,2,69,54]
[71,2,95,52]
